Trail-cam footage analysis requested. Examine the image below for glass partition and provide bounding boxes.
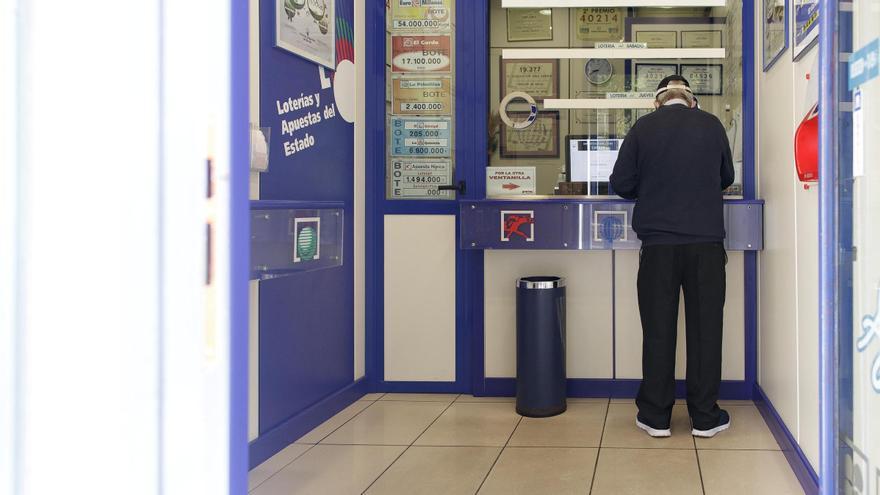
[488,1,745,197]
[385,1,457,200]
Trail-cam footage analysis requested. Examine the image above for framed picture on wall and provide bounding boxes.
[634,63,678,92]
[500,111,560,159]
[276,0,336,69]
[500,59,560,102]
[680,64,724,95]
[507,9,554,42]
[792,0,819,60]
[763,0,788,70]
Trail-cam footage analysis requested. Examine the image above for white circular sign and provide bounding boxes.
[499,91,539,129]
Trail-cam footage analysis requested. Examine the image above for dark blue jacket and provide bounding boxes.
[609,104,735,245]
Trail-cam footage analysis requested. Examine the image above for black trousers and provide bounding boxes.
[635,242,726,430]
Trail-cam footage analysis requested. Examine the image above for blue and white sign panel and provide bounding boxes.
[849,38,880,91]
[390,116,452,157]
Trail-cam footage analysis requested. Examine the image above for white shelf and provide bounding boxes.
[502,48,726,59]
[544,98,655,109]
[502,0,726,6]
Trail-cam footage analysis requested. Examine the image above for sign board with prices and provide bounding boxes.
[389,0,452,32]
[391,35,452,73]
[388,159,454,199]
[391,77,452,116]
[390,117,452,157]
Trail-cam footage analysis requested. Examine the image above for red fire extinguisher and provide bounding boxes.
[794,103,819,182]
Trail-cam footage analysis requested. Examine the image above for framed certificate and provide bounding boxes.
[500,111,560,159]
[634,63,678,92]
[635,31,678,48]
[500,59,560,101]
[681,30,723,48]
[507,9,553,42]
[762,0,788,70]
[575,8,624,42]
[680,64,723,95]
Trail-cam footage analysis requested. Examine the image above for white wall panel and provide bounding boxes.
[614,251,643,379]
[248,280,259,442]
[615,251,745,380]
[793,49,820,473]
[484,251,614,379]
[756,48,800,434]
[247,0,261,444]
[755,0,820,471]
[384,215,456,382]
[354,0,366,380]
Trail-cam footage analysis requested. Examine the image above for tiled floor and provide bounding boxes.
[248,394,805,495]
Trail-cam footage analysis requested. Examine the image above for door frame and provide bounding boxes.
[365,0,485,393]
[366,0,759,398]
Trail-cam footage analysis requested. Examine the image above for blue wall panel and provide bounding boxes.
[254,0,356,451]
[259,270,353,433]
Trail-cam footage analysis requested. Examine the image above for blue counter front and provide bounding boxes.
[460,199,764,251]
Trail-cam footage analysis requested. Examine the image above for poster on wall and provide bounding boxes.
[763,0,788,70]
[793,0,819,60]
[391,35,452,73]
[276,0,336,69]
[390,0,452,32]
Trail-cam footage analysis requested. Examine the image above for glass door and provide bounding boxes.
[837,0,880,492]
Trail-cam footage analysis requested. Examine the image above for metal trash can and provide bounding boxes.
[515,276,567,418]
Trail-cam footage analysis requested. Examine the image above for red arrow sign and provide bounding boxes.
[502,183,520,190]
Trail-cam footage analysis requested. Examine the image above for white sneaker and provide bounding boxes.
[636,418,671,437]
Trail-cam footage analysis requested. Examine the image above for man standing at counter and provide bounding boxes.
[609,75,735,438]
